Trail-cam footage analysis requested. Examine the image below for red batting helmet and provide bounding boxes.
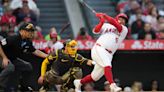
[115,13,128,23]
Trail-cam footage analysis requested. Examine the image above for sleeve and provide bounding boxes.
[75,54,88,65]
[53,42,64,50]
[93,18,105,34]
[0,36,14,47]
[119,25,128,41]
[104,15,122,33]
[41,58,50,76]
[41,50,58,76]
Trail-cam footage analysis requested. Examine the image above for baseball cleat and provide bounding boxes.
[110,83,122,92]
[74,79,82,92]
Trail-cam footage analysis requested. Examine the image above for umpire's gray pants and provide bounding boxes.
[0,60,15,87]
[0,58,32,88]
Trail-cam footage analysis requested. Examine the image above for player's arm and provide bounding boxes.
[92,13,105,34]
[41,58,50,76]
[75,54,95,66]
[38,57,50,84]
[22,40,48,58]
[0,37,13,67]
[33,49,48,58]
[41,50,58,76]
[38,51,57,84]
[103,14,122,32]
[0,45,10,67]
[0,37,13,59]
[0,44,8,60]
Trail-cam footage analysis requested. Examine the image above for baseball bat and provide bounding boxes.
[58,22,70,35]
[78,0,97,14]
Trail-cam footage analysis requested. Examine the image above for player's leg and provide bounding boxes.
[0,61,15,77]
[93,45,122,92]
[39,70,64,92]
[74,64,104,92]
[101,52,114,84]
[74,46,104,92]
[13,58,33,91]
[92,45,114,84]
[74,46,104,90]
[98,49,121,92]
[104,66,122,92]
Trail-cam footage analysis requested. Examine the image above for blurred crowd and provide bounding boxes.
[0,0,94,41]
[0,0,39,39]
[75,0,164,40]
[79,80,159,92]
[1,0,164,43]
[116,0,164,40]
[0,0,65,54]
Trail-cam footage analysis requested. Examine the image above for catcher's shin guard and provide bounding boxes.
[61,67,82,82]
[61,67,83,90]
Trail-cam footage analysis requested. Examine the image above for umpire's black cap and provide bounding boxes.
[19,23,36,32]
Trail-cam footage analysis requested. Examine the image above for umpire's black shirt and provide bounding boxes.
[0,33,36,61]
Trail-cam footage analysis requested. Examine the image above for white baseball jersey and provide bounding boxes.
[48,41,64,52]
[90,23,128,80]
[95,23,128,54]
[51,41,64,50]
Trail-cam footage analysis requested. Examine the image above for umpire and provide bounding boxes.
[0,23,48,91]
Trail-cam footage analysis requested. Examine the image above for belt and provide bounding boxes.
[96,43,112,53]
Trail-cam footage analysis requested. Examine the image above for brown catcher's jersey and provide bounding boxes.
[47,49,88,76]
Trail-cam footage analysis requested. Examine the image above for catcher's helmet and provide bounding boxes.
[63,39,78,55]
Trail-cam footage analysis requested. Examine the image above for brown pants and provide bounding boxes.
[44,67,82,92]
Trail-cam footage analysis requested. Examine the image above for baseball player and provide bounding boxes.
[74,13,128,92]
[38,40,95,92]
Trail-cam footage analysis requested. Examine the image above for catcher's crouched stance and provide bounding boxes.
[38,40,95,92]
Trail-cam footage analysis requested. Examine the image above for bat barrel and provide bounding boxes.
[78,0,96,14]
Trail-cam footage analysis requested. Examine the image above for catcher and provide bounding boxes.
[38,39,95,92]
